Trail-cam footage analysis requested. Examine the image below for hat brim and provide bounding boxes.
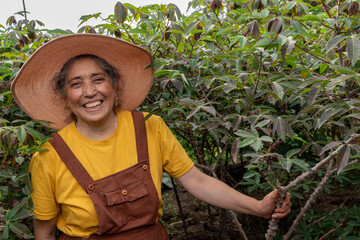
[11,34,153,130]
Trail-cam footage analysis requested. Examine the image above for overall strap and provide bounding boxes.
[131,111,150,164]
[49,132,94,192]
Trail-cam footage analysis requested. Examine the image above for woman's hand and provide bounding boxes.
[177,166,292,219]
[258,190,291,219]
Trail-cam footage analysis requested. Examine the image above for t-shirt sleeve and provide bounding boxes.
[29,145,60,220]
[151,115,194,178]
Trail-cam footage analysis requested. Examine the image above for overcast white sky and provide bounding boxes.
[1,0,191,31]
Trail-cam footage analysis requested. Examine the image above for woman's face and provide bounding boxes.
[65,57,116,127]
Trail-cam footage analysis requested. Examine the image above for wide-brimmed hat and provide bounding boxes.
[11,33,154,130]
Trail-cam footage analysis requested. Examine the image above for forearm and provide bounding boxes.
[177,167,262,216]
[33,218,57,240]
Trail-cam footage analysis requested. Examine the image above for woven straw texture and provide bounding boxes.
[11,34,153,130]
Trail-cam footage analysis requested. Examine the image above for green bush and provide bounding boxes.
[1,0,360,239]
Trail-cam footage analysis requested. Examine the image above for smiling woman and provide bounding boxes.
[54,56,118,140]
[11,33,291,240]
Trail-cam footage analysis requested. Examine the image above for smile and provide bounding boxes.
[83,100,103,109]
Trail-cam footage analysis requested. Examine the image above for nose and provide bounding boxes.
[83,81,96,96]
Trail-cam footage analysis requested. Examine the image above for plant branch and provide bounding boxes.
[265,181,287,240]
[283,159,334,240]
[295,44,331,64]
[284,133,360,192]
[194,162,249,239]
[229,211,249,240]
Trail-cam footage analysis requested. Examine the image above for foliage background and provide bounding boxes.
[1,0,360,239]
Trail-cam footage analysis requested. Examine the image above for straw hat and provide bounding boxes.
[11,33,154,130]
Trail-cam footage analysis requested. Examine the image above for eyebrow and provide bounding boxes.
[67,72,105,82]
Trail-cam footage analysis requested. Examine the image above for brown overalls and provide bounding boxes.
[49,112,169,240]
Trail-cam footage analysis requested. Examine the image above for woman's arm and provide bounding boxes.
[33,217,57,240]
[177,166,291,219]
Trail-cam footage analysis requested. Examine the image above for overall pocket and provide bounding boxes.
[104,180,150,218]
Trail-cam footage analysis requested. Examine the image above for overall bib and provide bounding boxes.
[49,112,169,239]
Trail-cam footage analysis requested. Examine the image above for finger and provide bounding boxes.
[272,207,291,219]
[281,193,291,207]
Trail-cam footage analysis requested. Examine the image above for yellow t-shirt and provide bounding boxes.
[29,111,194,237]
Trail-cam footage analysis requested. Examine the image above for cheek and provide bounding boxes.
[65,89,81,106]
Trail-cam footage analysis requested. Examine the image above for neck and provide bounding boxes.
[76,112,118,141]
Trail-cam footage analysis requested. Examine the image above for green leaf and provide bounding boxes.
[281,158,292,172]
[347,35,360,67]
[201,106,217,116]
[272,117,292,141]
[17,126,27,144]
[292,158,311,172]
[286,148,300,158]
[326,35,348,55]
[217,27,237,35]
[309,82,320,105]
[320,141,342,155]
[1,224,9,239]
[184,21,199,35]
[327,74,358,91]
[252,138,263,151]
[23,125,43,139]
[329,65,357,74]
[162,172,173,189]
[343,162,360,172]
[192,0,202,8]
[0,117,10,123]
[11,209,33,221]
[317,108,335,129]
[8,222,33,239]
[4,198,27,221]
[260,136,273,142]
[255,119,270,128]
[235,130,256,138]
[114,2,127,23]
[253,38,271,48]
[299,15,321,22]
[290,191,304,199]
[272,82,284,99]
[129,28,150,35]
[337,145,350,174]
[238,138,255,148]
[286,1,296,11]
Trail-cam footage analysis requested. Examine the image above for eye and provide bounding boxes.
[70,81,81,87]
[94,77,105,83]
[67,80,82,88]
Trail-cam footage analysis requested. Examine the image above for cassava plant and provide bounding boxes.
[1,0,360,239]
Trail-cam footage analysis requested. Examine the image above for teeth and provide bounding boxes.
[84,101,102,108]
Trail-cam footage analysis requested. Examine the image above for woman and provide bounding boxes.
[11,34,291,239]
